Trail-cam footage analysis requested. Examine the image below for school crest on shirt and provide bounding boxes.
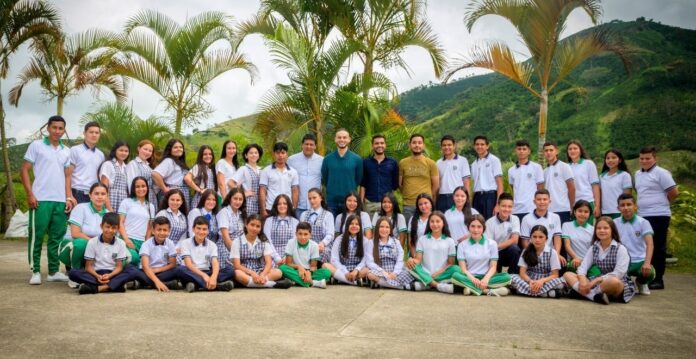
[163,253,169,262]
[527,173,533,178]
[554,172,558,177]
[635,230,641,237]
[486,163,490,167]
[549,223,555,229]
[205,254,211,265]
[453,165,458,171]
[507,227,512,234]
[112,252,118,259]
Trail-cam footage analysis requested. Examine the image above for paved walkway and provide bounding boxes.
[1,240,694,358]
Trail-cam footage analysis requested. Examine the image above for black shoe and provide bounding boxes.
[593,293,610,305]
[370,281,381,289]
[78,283,97,295]
[111,286,126,293]
[216,280,234,291]
[329,277,338,285]
[185,282,197,293]
[125,280,141,290]
[648,280,665,290]
[547,289,562,299]
[164,280,181,290]
[273,279,292,289]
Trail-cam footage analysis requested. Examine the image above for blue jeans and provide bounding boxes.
[473,191,497,219]
[133,267,181,287]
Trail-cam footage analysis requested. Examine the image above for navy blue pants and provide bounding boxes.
[555,211,572,225]
[178,266,234,289]
[473,191,497,219]
[497,245,521,274]
[68,266,137,290]
[133,267,181,287]
[645,216,670,283]
[436,194,454,213]
[327,202,345,218]
[71,188,91,204]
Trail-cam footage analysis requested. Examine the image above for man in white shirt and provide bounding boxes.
[471,135,503,219]
[543,142,575,224]
[259,142,300,217]
[507,140,544,221]
[436,135,470,213]
[287,134,323,219]
[68,121,104,203]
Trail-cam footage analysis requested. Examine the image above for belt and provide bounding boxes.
[474,190,497,195]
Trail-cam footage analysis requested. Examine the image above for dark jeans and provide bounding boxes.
[327,202,345,218]
[133,267,181,287]
[473,191,497,219]
[71,188,91,204]
[498,245,521,274]
[644,216,670,283]
[555,211,572,225]
[436,194,454,213]
[68,266,137,290]
[178,266,235,289]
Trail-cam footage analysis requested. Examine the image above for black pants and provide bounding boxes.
[71,188,91,204]
[133,267,181,287]
[436,194,454,213]
[645,216,670,283]
[473,191,497,219]
[497,245,521,274]
[555,211,572,225]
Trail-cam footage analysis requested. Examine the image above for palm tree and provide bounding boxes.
[8,29,126,115]
[80,102,172,155]
[115,9,257,135]
[0,0,60,228]
[444,0,630,160]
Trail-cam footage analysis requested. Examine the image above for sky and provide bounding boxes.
[3,0,695,143]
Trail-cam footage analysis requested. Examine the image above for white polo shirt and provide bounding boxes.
[258,164,299,210]
[23,138,70,202]
[139,237,177,269]
[456,236,498,276]
[371,213,407,237]
[118,198,155,241]
[544,160,575,212]
[231,164,260,194]
[407,216,429,241]
[179,237,218,270]
[285,238,321,269]
[416,234,456,275]
[153,158,186,186]
[334,211,373,234]
[600,171,633,215]
[287,152,323,210]
[215,158,236,192]
[570,159,600,202]
[635,165,676,217]
[520,211,562,245]
[230,236,273,259]
[99,159,127,185]
[84,235,128,271]
[471,153,503,192]
[518,246,560,271]
[70,143,104,192]
[69,202,107,238]
[614,215,653,262]
[508,161,545,214]
[484,214,521,245]
[561,220,593,259]
[437,155,471,194]
[444,206,480,242]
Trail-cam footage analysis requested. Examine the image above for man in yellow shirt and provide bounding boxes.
[399,134,440,222]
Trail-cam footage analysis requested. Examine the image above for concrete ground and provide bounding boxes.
[1,240,695,358]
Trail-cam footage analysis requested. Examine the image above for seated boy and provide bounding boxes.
[68,213,137,294]
[278,222,332,288]
[128,216,181,291]
[614,193,656,295]
[178,216,234,292]
[520,189,565,266]
[484,193,521,274]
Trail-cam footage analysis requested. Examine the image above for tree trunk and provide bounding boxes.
[174,110,182,136]
[315,119,325,156]
[56,96,64,116]
[0,83,19,231]
[537,89,548,163]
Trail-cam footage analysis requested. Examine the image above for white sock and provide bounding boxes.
[436,282,454,294]
[246,277,262,288]
[413,281,426,291]
[333,270,355,285]
[263,280,276,288]
[312,280,324,287]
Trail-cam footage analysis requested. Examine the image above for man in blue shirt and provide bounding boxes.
[359,134,399,217]
[287,133,323,219]
[321,129,363,216]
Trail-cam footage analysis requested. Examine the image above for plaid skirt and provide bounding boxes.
[510,274,566,296]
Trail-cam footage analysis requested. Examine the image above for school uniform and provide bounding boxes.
[100,160,129,213]
[471,152,503,219]
[334,211,373,236]
[614,215,656,284]
[278,238,332,287]
[258,164,299,211]
[451,236,512,295]
[436,155,471,212]
[153,158,190,206]
[508,160,544,217]
[365,237,412,289]
[510,246,566,296]
[68,235,137,291]
[287,152,323,215]
[444,206,481,243]
[232,164,261,215]
[599,170,632,217]
[408,234,462,286]
[330,236,368,285]
[561,220,598,275]
[70,143,104,203]
[60,202,107,270]
[126,157,158,207]
[216,206,244,269]
[155,208,188,244]
[544,159,575,223]
[300,208,335,263]
[576,240,636,303]
[570,159,600,203]
[215,158,236,195]
[230,235,273,274]
[178,237,234,289]
[520,211,562,248]
[189,165,216,209]
[187,208,220,260]
[635,164,676,285]
[371,213,407,239]
[24,137,71,275]
[133,237,180,286]
[118,198,156,267]
[484,214,522,274]
[407,215,428,245]
[263,215,299,264]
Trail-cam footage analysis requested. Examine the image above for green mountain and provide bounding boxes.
[396,18,696,162]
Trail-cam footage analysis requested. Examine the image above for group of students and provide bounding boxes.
[21,116,678,304]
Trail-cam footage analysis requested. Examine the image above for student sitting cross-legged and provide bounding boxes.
[510,225,567,298]
[278,222,332,288]
[365,217,412,290]
[68,213,137,294]
[322,214,370,286]
[614,193,656,295]
[178,216,235,293]
[127,216,181,291]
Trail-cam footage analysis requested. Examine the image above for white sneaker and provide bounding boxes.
[67,280,79,289]
[29,272,42,285]
[313,279,327,289]
[462,287,471,296]
[413,281,426,291]
[639,284,651,295]
[436,282,454,294]
[487,287,510,297]
[47,272,69,282]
